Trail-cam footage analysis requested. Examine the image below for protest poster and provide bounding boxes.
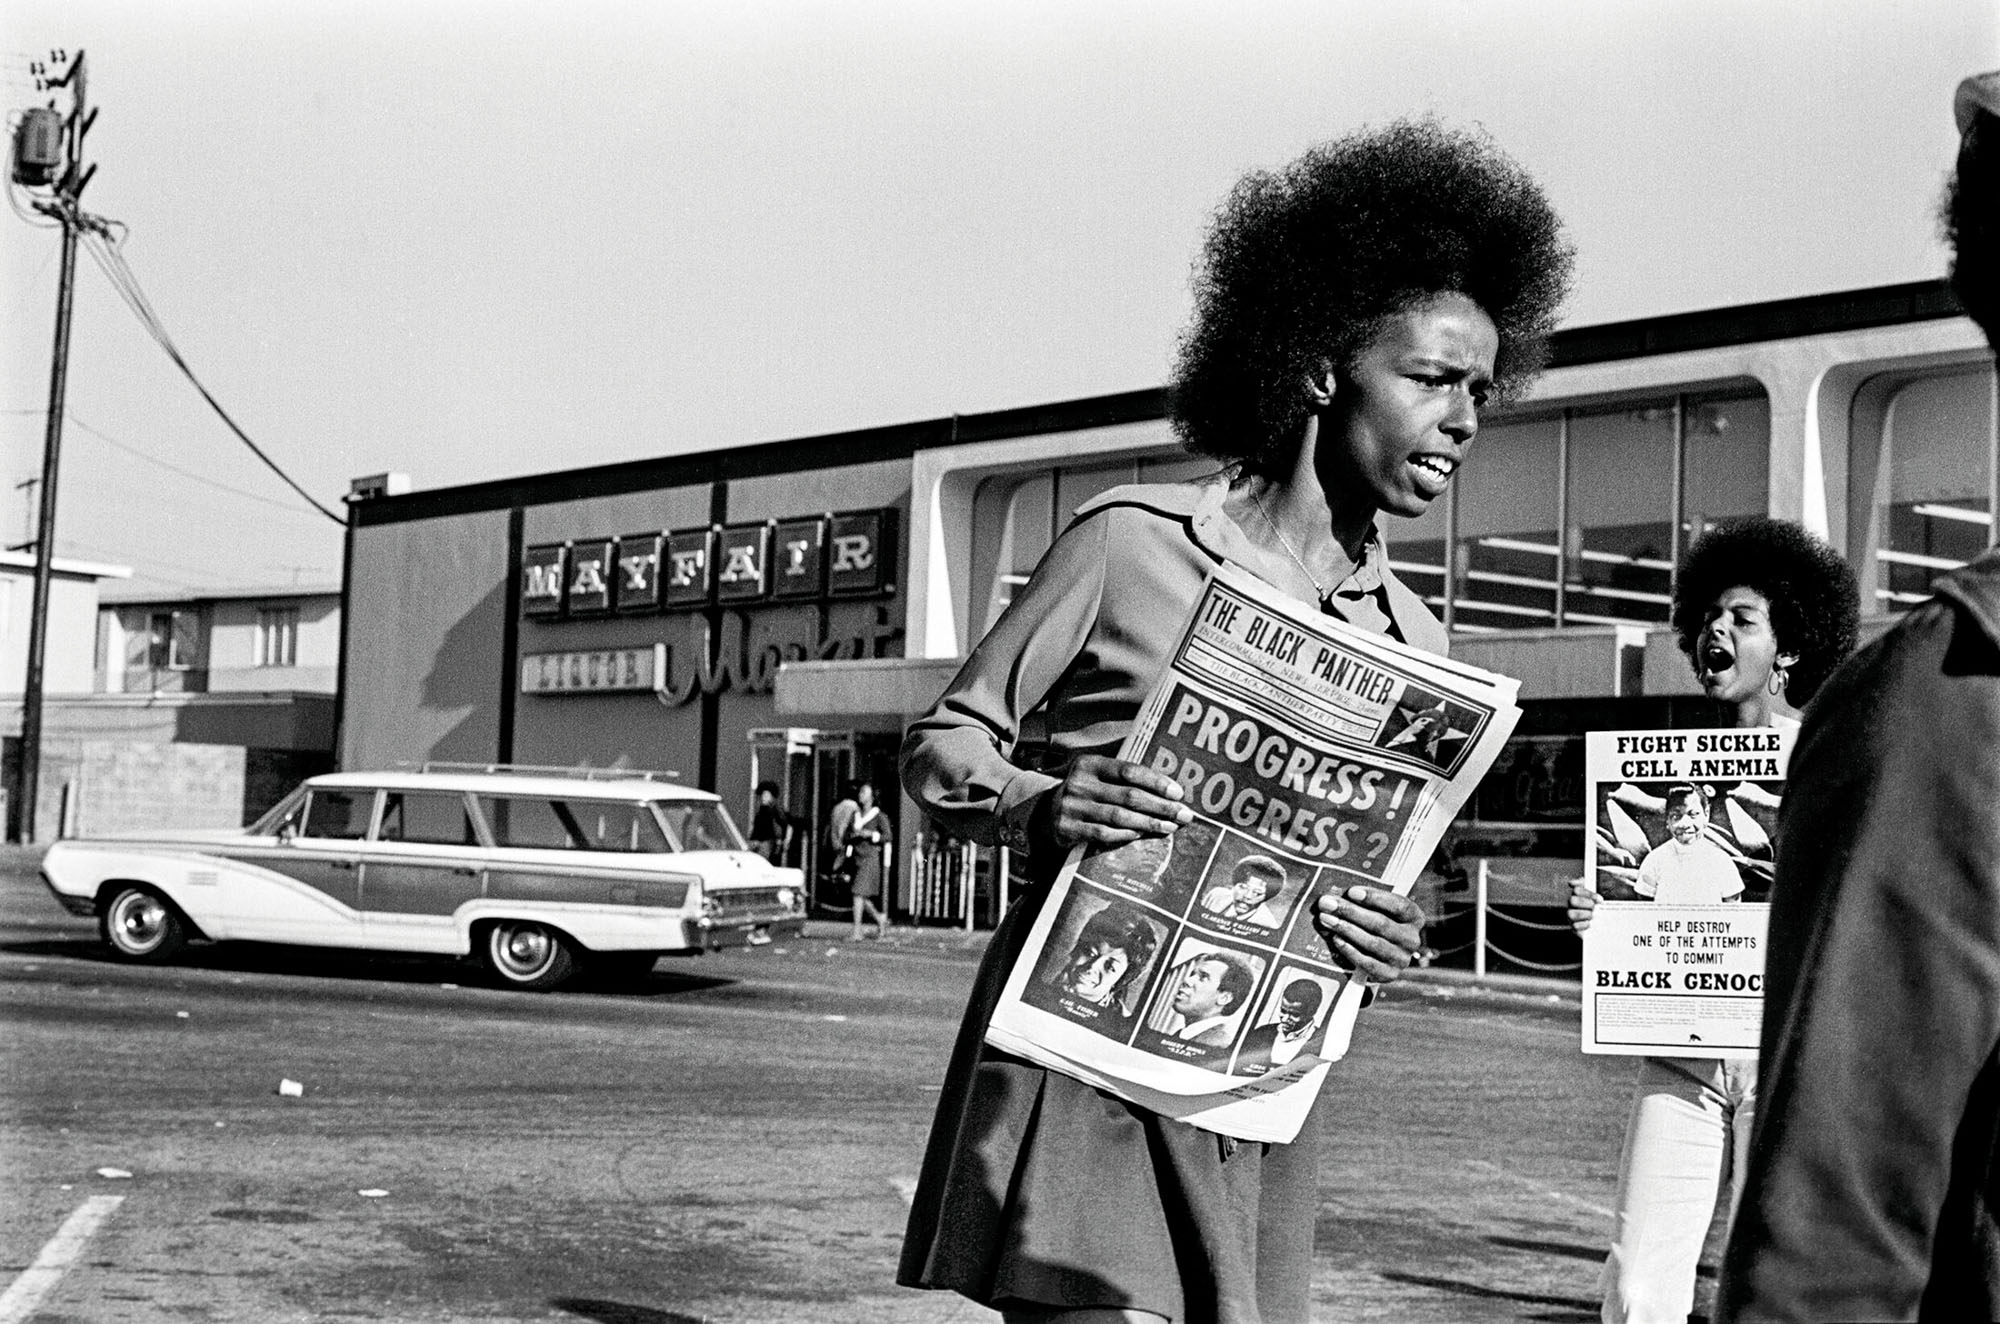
[983,561,1521,1142]
[1579,726,1791,1057]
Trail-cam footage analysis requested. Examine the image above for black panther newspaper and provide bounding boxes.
[984,562,1521,1143]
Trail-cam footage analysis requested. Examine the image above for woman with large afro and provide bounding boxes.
[1570,516,1859,1324]
[898,118,1573,1324]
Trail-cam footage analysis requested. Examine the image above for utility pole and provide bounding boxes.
[10,49,104,843]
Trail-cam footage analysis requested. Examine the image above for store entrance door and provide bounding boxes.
[747,728,901,917]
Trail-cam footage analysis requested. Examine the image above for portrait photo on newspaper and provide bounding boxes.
[1133,936,1271,1071]
[1230,967,1343,1076]
[1189,833,1313,939]
[1073,817,1222,916]
[1373,683,1485,775]
[1021,891,1172,1035]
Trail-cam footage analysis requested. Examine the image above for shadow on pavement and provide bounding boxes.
[0,936,738,997]
[1378,1269,1596,1318]
[1485,1233,1608,1264]
[551,1297,708,1324]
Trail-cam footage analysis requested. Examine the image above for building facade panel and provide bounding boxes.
[341,508,513,770]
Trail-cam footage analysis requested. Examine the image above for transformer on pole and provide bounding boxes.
[9,50,105,843]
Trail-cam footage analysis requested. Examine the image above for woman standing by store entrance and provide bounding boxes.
[843,780,891,940]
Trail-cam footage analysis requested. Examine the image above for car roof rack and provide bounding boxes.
[411,761,683,782]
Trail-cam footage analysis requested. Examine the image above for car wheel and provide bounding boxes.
[100,886,188,963]
[481,921,576,991]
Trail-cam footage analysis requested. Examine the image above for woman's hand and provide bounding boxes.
[1033,754,1194,852]
[1568,879,1600,933]
[1313,886,1423,984]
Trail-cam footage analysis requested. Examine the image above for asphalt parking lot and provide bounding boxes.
[0,850,1727,1323]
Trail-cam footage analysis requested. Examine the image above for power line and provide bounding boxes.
[66,412,337,520]
[56,534,328,590]
[76,228,346,525]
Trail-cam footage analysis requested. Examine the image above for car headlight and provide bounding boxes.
[776,887,796,910]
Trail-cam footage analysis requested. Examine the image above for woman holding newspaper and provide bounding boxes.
[897,119,1572,1324]
[1568,518,1859,1324]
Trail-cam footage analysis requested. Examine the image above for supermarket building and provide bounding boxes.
[337,281,1994,921]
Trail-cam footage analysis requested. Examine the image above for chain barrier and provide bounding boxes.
[1422,892,1584,973]
[1479,937,1585,973]
[1485,906,1584,932]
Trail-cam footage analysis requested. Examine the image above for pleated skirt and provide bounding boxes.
[897,885,1324,1324]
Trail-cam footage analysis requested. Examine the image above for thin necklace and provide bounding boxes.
[1253,489,1331,601]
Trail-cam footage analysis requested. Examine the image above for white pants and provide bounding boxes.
[1599,1055,1757,1324]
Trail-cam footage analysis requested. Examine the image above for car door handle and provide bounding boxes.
[329,860,356,870]
[451,866,479,877]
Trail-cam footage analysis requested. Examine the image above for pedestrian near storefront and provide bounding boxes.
[898,118,1573,1323]
[843,780,891,940]
[1568,518,1860,1324]
[749,780,791,864]
[825,782,860,862]
[1717,70,2000,1324]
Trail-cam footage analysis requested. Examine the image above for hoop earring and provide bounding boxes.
[1767,664,1789,697]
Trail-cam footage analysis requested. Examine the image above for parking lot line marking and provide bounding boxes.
[1466,1158,1616,1221]
[0,1194,126,1324]
[889,1176,918,1205]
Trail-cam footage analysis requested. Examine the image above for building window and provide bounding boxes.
[1402,388,1769,633]
[1872,365,1999,611]
[967,452,1214,643]
[147,610,200,671]
[256,607,300,667]
[958,385,1769,644]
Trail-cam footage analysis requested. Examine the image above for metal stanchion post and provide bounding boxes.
[961,842,976,932]
[1474,858,1489,980]
[996,845,1010,927]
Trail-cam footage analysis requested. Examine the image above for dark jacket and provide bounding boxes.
[1718,549,2000,1323]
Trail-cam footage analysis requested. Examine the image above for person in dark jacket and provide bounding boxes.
[1716,69,2000,1324]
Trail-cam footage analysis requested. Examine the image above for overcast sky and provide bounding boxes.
[3,0,1993,595]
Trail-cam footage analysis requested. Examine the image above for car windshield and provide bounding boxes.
[251,787,306,836]
[652,801,746,852]
[476,795,671,853]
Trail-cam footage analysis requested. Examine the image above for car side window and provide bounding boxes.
[378,792,477,846]
[473,796,668,852]
[570,801,669,853]
[476,795,581,850]
[301,789,374,841]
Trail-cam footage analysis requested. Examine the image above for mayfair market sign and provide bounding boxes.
[519,509,895,619]
[516,508,902,705]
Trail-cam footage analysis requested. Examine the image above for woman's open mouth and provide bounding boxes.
[1698,642,1735,679]
[1409,454,1457,498]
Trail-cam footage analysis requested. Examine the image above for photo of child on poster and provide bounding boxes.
[1231,969,1341,1076]
[1135,937,1268,1070]
[1593,774,1783,904]
[1022,892,1168,1037]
